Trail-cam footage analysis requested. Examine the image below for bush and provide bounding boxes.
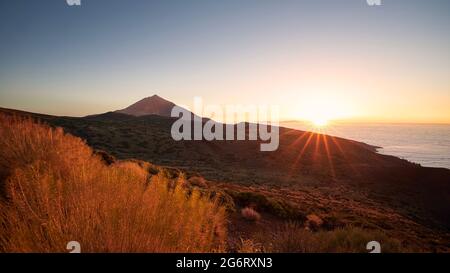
[0,115,227,253]
[306,214,324,231]
[267,222,406,253]
[241,207,261,221]
[226,190,305,221]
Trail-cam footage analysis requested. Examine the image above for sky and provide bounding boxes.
[0,0,449,123]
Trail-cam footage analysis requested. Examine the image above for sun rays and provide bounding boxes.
[285,124,358,180]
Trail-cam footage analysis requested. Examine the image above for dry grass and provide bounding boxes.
[0,115,226,253]
[237,238,263,253]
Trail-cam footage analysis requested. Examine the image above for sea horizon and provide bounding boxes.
[282,120,450,170]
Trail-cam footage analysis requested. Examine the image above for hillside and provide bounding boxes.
[0,106,449,251]
[2,113,427,253]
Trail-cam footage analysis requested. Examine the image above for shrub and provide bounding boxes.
[267,222,406,253]
[269,222,316,253]
[226,190,305,221]
[241,207,261,221]
[313,226,405,253]
[0,115,227,253]
[306,214,324,231]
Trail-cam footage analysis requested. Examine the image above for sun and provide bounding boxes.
[311,117,328,127]
[292,92,355,129]
[293,94,353,128]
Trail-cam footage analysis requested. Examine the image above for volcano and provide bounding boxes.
[116,95,176,117]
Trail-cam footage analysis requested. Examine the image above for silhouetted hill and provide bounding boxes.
[115,95,177,117]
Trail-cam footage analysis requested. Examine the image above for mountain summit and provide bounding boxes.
[116,95,176,117]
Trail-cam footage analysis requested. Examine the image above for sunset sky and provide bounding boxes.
[0,0,449,123]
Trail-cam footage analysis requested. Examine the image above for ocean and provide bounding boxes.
[281,122,450,170]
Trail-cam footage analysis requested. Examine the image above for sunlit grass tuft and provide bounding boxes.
[0,115,226,252]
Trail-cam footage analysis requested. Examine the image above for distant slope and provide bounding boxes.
[1,106,449,232]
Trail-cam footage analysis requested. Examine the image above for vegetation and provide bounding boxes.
[240,223,407,253]
[269,223,406,253]
[0,115,226,252]
[0,113,441,252]
[241,207,261,222]
[226,190,305,221]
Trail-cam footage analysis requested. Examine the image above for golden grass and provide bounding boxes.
[0,115,226,252]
